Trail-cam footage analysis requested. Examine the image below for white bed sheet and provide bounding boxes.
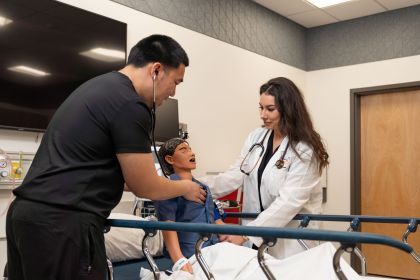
[141,242,400,280]
[105,213,164,262]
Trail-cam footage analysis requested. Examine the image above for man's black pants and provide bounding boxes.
[6,198,107,280]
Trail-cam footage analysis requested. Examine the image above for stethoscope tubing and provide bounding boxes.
[247,129,270,154]
[150,77,169,178]
[241,129,290,176]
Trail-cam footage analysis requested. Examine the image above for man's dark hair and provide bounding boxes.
[127,34,189,68]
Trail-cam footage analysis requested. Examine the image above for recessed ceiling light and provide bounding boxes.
[8,65,50,77]
[305,0,354,8]
[0,15,13,26]
[80,47,125,62]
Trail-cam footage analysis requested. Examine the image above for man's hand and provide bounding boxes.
[123,183,131,192]
[182,180,206,204]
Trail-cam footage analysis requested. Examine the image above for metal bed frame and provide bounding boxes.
[106,215,417,280]
[227,213,420,276]
[3,214,417,280]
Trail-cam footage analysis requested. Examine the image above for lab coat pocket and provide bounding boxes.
[266,166,288,197]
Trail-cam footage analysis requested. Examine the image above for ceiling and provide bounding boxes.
[253,0,420,28]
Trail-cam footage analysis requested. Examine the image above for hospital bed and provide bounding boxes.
[2,213,417,280]
[105,214,419,280]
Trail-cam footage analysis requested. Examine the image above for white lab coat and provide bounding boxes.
[201,127,323,259]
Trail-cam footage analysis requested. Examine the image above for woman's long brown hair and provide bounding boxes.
[260,77,329,174]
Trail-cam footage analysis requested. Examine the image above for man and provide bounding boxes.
[6,34,206,280]
[154,138,224,274]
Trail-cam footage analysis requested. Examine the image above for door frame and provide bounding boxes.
[350,81,420,215]
[349,81,420,270]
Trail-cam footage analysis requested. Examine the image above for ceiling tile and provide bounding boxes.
[253,0,314,16]
[324,0,385,21]
[255,0,420,27]
[375,0,420,10]
[288,9,338,28]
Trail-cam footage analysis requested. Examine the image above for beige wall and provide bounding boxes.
[306,55,420,231]
[1,0,420,271]
[0,0,304,268]
[59,0,306,178]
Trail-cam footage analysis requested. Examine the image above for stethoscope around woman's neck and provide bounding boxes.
[239,129,290,175]
[262,129,290,169]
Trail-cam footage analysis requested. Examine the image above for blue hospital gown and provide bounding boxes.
[154,174,220,258]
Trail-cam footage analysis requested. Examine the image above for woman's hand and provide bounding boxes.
[219,234,247,245]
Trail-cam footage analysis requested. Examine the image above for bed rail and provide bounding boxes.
[225,212,420,224]
[225,212,420,275]
[106,219,414,280]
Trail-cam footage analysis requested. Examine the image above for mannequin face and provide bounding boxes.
[165,142,196,173]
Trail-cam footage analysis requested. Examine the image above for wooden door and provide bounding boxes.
[360,89,420,279]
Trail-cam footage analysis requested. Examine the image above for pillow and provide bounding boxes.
[105,212,164,262]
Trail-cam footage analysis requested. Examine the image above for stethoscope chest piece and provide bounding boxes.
[275,159,285,169]
[275,140,290,169]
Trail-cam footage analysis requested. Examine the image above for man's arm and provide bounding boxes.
[117,153,206,203]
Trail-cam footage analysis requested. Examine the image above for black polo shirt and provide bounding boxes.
[14,71,152,218]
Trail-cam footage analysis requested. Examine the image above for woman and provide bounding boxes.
[201,77,329,259]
